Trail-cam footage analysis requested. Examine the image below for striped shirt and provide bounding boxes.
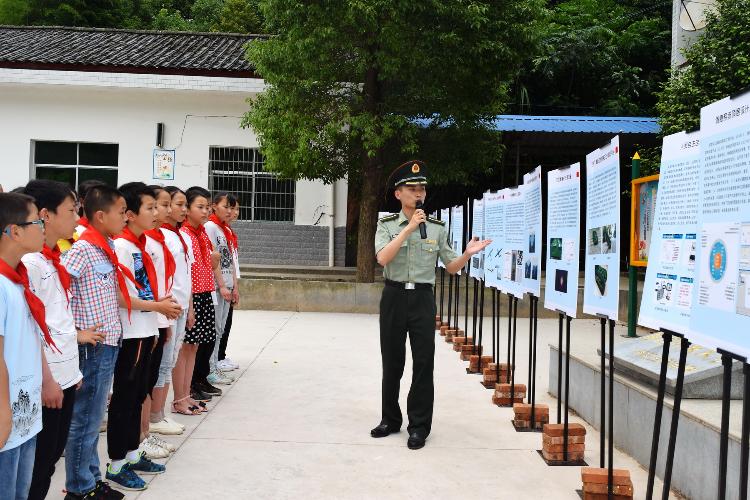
[62,239,123,346]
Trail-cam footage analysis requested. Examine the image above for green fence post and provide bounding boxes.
[627,152,641,338]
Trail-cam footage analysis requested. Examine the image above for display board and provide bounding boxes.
[522,166,543,296]
[438,208,450,268]
[470,198,485,280]
[450,205,464,274]
[689,91,750,357]
[544,163,581,317]
[638,131,700,334]
[583,136,621,320]
[501,186,527,298]
[483,191,505,290]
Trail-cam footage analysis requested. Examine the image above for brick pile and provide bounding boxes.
[467,355,493,373]
[492,382,525,406]
[452,336,473,351]
[580,467,633,499]
[541,423,586,462]
[482,363,509,387]
[444,328,463,342]
[512,403,549,430]
[460,344,482,361]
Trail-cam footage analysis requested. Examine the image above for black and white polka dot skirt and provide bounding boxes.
[184,291,216,345]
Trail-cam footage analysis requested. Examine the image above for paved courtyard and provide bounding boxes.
[50,311,679,499]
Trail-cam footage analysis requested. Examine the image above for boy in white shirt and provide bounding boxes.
[21,180,107,500]
[107,183,180,492]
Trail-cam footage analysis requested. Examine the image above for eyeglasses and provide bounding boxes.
[3,219,45,236]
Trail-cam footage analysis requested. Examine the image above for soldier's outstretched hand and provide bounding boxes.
[465,236,492,256]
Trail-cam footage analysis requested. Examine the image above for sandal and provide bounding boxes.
[171,398,200,416]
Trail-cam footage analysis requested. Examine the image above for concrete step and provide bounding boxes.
[239,264,383,281]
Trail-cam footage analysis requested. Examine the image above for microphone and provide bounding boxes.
[416,200,427,239]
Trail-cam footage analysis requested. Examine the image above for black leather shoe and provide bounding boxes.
[191,387,212,402]
[198,381,222,396]
[407,432,426,450]
[370,423,400,438]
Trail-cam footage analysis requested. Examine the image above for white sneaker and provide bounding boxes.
[140,437,169,459]
[217,360,236,372]
[149,434,176,453]
[223,357,240,370]
[164,416,185,431]
[150,418,184,436]
[207,371,233,385]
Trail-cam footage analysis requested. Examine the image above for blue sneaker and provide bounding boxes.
[105,464,146,491]
[126,454,166,475]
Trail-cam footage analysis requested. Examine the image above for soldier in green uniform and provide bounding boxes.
[371,160,491,450]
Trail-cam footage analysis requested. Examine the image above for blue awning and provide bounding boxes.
[491,115,660,134]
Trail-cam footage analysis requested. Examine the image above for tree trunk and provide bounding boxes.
[355,159,383,282]
[355,62,383,283]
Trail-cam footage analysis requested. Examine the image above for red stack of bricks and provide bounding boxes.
[492,383,525,406]
[512,403,549,430]
[460,344,481,361]
[467,355,493,373]
[482,363,510,386]
[452,336,473,351]
[580,467,634,499]
[541,423,586,462]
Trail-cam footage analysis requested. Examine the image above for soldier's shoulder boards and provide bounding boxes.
[426,217,445,226]
[379,213,398,222]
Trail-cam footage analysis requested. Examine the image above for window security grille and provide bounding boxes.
[208,147,295,222]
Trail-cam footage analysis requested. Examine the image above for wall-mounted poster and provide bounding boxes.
[690,91,750,357]
[153,149,176,180]
[631,174,659,266]
[583,136,621,320]
[483,191,505,290]
[502,186,526,299]
[470,198,485,280]
[638,131,700,335]
[522,166,543,297]
[544,163,581,317]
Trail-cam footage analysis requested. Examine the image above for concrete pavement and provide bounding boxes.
[50,311,680,499]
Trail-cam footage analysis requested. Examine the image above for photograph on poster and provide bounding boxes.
[602,224,617,254]
[555,269,568,293]
[594,264,608,297]
[588,227,601,255]
[529,233,536,253]
[550,238,563,260]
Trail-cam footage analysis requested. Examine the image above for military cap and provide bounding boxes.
[387,160,428,189]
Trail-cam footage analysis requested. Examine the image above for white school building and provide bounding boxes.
[0,26,347,266]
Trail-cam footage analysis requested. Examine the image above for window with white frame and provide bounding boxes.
[208,146,295,222]
[33,141,119,189]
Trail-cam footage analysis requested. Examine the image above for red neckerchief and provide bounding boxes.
[115,227,159,302]
[208,214,237,252]
[78,216,90,229]
[145,228,176,294]
[228,225,238,252]
[161,223,189,262]
[0,257,59,352]
[182,221,211,263]
[41,244,72,303]
[78,227,139,320]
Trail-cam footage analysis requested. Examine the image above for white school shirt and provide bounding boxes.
[0,275,43,452]
[114,239,159,339]
[204,221,235,290]
[22,252,83,390]
[145,235,171,328]
[161,228,192,311]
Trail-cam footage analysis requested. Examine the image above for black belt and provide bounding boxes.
[385,279,432,290]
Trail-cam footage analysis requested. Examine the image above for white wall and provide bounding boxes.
[0,75,347,227]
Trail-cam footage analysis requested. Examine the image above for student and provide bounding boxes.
[62,185,130,500]
[57,180,106,255]
[21,180,102,500]
[106,183,180,491]
[152,187,198,419]
[180,187,220,402]
[142,185,183,450]
[217,201,240,373]
[0,192,47,500]
[205,193,239,385]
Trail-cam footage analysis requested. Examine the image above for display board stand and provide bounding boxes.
[514,295,540,432]
[482,287,498,388]
[645,330,690,500]
[716,348,748,500]
[500,293,519,407]
[539,311,585,465]
[595,314,616,494]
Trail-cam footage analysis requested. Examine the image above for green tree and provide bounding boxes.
[657,0,750,135]
[244,0,543,281]
[0,0,30,24]
[517,0,671,116]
